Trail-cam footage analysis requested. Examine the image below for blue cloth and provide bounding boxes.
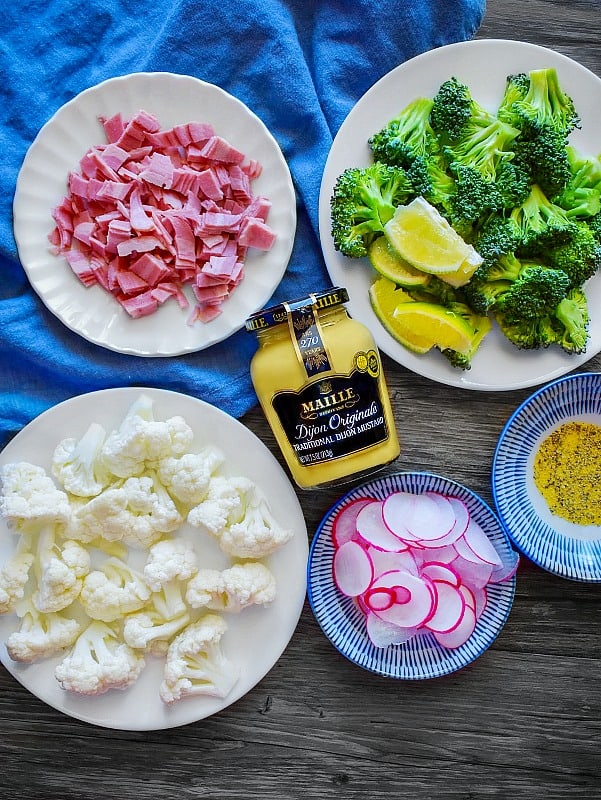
[0,0,485,447]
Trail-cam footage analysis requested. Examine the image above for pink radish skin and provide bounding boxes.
[385,491,456,542]
[356,500,410,551]
[332,540,374,597]
[432,605,477,649]
[364,587,396,612]
[332,498,374,547]
[451,555,493,589]
[420,561,461,587]
[368,547,419,577]
[423,580,466,634]
[461,519,503,566]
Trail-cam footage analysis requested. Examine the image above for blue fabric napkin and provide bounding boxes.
[0,0,485,447]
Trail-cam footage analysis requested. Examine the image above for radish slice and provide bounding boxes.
[364,587,397,612]
[356,500,409,551]
[432,605,477,649]
[370,570,434,628]
[420,561,461,587]
[423,580,466,634]
[461,584,487,619]
[383,491,456,543]
[447,496,471,538]
[451,555,493,589]
[368,547,418,578]
[366,613,419,648]
[490,549,520,583]
[332,498,374,547]
[461,519,503,566]
[458,583,476,611]
[415,544,457,564]
[332,540,373,597]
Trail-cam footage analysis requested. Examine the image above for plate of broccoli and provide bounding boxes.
[318,39,601,390]
[0,388,308,730]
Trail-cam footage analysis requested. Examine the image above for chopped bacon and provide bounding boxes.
[49,109,277,320]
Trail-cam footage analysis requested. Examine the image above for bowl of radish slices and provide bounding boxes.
[307,472,518,679]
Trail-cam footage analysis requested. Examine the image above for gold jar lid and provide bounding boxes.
[245,287,349,332]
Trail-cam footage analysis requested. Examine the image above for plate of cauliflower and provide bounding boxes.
[0,388,307,730]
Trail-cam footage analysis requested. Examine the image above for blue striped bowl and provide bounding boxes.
[307,471,516,679]
[492,372,601,582]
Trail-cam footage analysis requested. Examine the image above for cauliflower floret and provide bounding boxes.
[186,562,277,613]
[0,462,71,527]
[55,620,145,695]
[0,537,34,614]
[123,595,190,656]
[143,538,199,591]
[6,597,81,663]
[159,614,239,704]
[32,525,91,614]
[157,447,224,506]
[80,557,151,623]
[101,394,194,479]
[219,485,293,559]
[187,475,254,537]
[52,421,110,497]
[66,474,182,549]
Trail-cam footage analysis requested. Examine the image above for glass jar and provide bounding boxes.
[245,287,400,489]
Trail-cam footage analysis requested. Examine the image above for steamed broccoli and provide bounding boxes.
[368,97,438,168]
[330,163,414,257]
[553,147,601,218]
[497,73,531,127]
[546,221,601,287]
[440,302,492,369]
[429,77,476,143]
[513,127,572,198]
[509,67,580,137]
[493,264,571,322]
[509,184,575,252]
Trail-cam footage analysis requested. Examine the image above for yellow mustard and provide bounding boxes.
[245,287,400,489]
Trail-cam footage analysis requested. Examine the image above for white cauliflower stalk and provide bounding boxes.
[32,525,91,614]
[123,596,190,656]
[159,614,239,704]
[80,557,151,622]
[187,475,254,536]
[52,422,110,497]
[186,562,276,613]
[0,537,34,614]
[0,462,71,527]
[157,447,224,505]
[101,394,194,479]
[55,620,145,695]
[6,597,81,663]
[66,474,182,549]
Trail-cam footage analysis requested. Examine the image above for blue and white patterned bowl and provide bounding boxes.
[307,471,516,680]
[492,372,601,582]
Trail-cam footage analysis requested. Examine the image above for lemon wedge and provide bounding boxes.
[391,302,475,354]
[384,197,472,274]
[368,277,433,354]
[368,236,430,287]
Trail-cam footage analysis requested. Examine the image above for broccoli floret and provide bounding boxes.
[405,275,460,307]
[553,288,589,353]
[406,156,457,217]
[472,215,522,272]
[510,184,575,253]
[497,73,530,127]
[429,77,476,143]
[513,127,572,199]
[510,68,580,138]
[330,163,414,257]
[494,264,571,322]
[546,221,601,287]
[588,212,601,242]
[553,147,601,218]
[495,311,559,350]
[368,97,438,168]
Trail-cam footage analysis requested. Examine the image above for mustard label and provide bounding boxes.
[285,296,332,377]
[271,355,388,466]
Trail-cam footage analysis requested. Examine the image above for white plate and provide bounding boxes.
[318,39,601,391]
[0,388,308,730]
[13,72,297,356]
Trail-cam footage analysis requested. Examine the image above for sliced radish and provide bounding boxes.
[332,540,373,597]
[458,583,476,611]
[383,491,456,543]
[356,500,409,551]
[451,555,493,589]
[368,546,418,578]
[420,561,461,587]
[463,519,503,566]
[364,587,396,612]
[423,580,466,634]
[414,544,457,564]
[366,613,419,648]
[490,548,520,584]
[331,497,374,547]
[432,605,477,649]
[447,496,471,538]
[370,570,434,628]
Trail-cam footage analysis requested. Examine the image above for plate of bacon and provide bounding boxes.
[13,72,296,356]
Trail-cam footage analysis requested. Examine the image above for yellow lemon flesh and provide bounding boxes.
[368,277,433,354]
[391,302,475,354]
[384,196,474,275]
[368,236,430,287]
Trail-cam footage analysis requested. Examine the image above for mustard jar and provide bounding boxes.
[245,287,400,489]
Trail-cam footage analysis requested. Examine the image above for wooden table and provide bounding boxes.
[2,1,601,797]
